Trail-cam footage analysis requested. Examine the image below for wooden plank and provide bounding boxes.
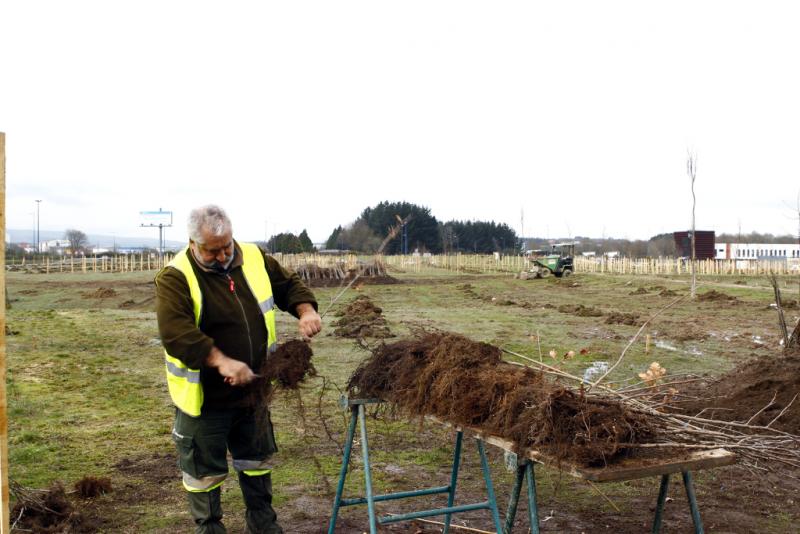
[426,415,735,483]
[0,131,9,533]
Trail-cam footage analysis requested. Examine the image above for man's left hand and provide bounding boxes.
[296,303,322,339]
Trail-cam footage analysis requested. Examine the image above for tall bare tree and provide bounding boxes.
[687,150,697,299]
[64,228,88,256]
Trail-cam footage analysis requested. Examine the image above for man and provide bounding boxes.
[156,205,322,533]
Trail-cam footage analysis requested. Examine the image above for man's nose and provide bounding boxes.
[215,250,227,262]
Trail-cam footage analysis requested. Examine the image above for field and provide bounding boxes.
[5,266,800,533]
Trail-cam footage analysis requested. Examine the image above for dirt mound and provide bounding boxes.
[83,287,116,299]
[698,290,739,303]
[629,287,648,295]
[348,332,656,466]
[333,295,393,339]
[10,482,101,533]
[558,304,603,317]
[659,289,679,297]
[74,476,112,498]
[605,312,639,325]
[681,350,800,434]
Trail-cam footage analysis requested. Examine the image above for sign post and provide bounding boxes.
[139,209,173,260]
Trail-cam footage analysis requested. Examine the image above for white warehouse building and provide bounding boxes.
[715,243,800,260]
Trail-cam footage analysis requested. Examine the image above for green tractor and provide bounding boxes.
[521,242,576,279]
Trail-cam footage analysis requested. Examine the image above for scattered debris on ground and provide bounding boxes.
[83,287,117,299]
[332,295,393,339]
[605,312,639,325]
[558,303,603,317]
[629,287,648,295]
[698,290,739,303]
[74,476,113,498]
[659,288,679,297]
[348,332,656,466]
[10,481,101,533]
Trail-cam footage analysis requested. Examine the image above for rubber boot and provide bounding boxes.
[187,487,227,534]
[238,472,283,534]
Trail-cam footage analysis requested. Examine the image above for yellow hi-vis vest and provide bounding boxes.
[163,242,277,417]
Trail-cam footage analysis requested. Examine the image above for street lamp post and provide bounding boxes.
[35,199,42,254]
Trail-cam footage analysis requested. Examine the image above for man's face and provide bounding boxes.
[191,229,234,271]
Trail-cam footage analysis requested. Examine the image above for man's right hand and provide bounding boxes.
[206,346,257,387]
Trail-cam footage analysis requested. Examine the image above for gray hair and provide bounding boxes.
[188,205,233,244]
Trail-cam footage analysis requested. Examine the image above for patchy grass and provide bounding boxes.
[5,268,797,532]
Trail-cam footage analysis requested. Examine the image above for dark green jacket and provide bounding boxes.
[155,241,317,409]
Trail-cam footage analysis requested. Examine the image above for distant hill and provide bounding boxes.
[6,229,184,250]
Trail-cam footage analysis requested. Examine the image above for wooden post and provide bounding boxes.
[0,131,10,533]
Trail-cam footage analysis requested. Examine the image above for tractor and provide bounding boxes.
[521,242,576,279]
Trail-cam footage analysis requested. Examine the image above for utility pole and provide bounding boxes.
[1,131,10,534]
[35,199,42,254]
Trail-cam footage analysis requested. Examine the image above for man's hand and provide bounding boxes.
[296,303,322,340]
[206,346,257,387]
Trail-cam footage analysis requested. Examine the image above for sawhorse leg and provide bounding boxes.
[477,439,504,533]
[503,459,540,534]
[328,405,359,534]
[442,431,463,534]
[652,470,704,534]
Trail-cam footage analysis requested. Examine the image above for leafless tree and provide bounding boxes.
[64,228,88,256]
[687,150,697,299]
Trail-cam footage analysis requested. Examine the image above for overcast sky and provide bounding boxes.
[2,1,799,245]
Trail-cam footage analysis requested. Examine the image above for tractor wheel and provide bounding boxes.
[562,269,573,278]
[539,268,551,278]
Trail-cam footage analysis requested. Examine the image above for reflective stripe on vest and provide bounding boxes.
[163,243,277,416]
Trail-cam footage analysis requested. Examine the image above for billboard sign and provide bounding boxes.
[140,210,173,228]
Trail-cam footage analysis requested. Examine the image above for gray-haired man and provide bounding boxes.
[156,205,321,533]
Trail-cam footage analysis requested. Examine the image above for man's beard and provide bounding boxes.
[194,248,235,273]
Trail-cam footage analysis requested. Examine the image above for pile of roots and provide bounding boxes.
[333,295,393,339]
[348,332,656,466]
[10,479,108,533]
[296,261,398,288]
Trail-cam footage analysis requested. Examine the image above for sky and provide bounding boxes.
[2,1,799,246]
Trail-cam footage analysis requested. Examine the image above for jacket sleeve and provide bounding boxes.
[263,254,318,318]
[155,267,215,369]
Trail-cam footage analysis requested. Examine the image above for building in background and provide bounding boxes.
[714,243,800,261]
[673,231,716,260]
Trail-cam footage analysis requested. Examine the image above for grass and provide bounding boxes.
[4,266,797,532]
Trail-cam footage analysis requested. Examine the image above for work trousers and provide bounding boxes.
[173,406,281,534]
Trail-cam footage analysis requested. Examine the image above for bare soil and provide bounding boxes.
[558,303,603,317]
[681,349,800,434]
[605,311,639,325]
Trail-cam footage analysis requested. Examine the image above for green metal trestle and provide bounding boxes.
[328,398,509,534]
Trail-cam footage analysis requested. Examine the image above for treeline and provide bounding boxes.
[264,201,799,256]
[261,230,315,254]
[323,201,519,255]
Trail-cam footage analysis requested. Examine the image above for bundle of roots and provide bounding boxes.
[348,332,656,466]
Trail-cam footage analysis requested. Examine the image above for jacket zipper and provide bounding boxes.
[227,274,254,369]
